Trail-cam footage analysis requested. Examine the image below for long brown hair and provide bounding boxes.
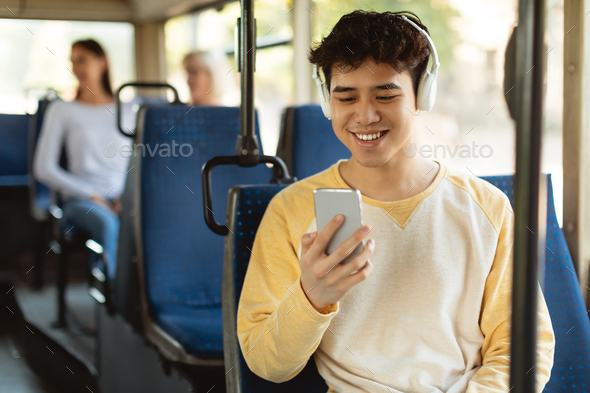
[72,39,113,97]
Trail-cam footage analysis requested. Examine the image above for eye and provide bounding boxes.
[377,96,397,101]
[337,98,355,103]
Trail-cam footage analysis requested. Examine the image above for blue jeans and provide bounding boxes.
[61,199,119,281]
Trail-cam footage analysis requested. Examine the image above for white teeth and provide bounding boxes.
[354,131,384,141]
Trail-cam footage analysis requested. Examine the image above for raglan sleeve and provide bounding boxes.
[465,194,555,393]
[236,193,338,383]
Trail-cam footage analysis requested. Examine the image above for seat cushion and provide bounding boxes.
[0,174,29,187]
[154,303,223,359]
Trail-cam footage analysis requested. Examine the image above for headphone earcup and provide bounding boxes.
[318,80,332,119]
[416,71,437,111]
[313,66,332,119]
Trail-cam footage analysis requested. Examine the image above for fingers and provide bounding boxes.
[341,259,373,288]
[308,214,344,259]
[319,237,375,287]
[300,232,317,256]
[337,238,375,278]
[113,200,122,213]
[324,224,371,266]
[335,239,375,289]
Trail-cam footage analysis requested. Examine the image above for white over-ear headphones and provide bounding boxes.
[312,14,440,120]
[312,64,332,119]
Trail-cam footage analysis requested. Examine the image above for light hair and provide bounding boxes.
[182,50,238,105]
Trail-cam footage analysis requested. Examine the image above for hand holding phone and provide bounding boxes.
[297,189,375,313]
[314,189,364,264]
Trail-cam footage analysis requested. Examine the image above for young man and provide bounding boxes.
[237,10,555,393]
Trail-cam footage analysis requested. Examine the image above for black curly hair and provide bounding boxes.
[308,10,432,99]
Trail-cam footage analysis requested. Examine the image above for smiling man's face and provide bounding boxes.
[330,58,418,169]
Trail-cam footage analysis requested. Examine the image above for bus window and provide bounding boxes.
[165,0,295,156]
[0,19,135,114]
[311,0,564,226]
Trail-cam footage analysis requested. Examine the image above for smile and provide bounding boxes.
[351,130,388,142]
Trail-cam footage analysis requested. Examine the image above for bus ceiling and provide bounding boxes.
[1,0,234,23]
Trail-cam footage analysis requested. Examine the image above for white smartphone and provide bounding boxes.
[313,189,364,264]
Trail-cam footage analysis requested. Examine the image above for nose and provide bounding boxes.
[353,97,380,126]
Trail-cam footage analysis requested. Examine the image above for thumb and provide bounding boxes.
[300,232,317,255]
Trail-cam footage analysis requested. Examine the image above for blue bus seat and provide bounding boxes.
[277,105,350,179]
[223,184,329,392]
[0,114,31,187]
[112,98,186,330]
[481,174,590,393]
[224,174,590,392]
[134,105,274,364]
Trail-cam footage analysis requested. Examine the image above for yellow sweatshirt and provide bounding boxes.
[237,160,555,393]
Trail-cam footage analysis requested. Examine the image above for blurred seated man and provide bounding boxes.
[183,50,238,106]
[33,39,131,281]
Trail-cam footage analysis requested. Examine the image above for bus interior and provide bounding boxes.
[1,0,589,392]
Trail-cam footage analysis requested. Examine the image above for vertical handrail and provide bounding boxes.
[530,0,548,292]
[201,0,295,236]
[235,0,261,165]
[510,0,548,391]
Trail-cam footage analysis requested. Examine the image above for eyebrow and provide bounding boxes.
[332,83,403,94]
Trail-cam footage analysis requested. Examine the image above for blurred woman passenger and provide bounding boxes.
[33,39,131,281]
[182,50,238,106]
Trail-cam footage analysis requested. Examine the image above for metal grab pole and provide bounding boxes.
[235,0,260,165]
[509,0,548,391]
[201,0,295,236]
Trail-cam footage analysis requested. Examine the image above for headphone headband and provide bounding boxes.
[399,15,439,76]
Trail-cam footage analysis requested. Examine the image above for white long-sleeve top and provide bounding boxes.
[33,99,133,200]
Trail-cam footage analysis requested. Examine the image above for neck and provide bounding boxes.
[192,95,218,106]
[339,152,439,202]
[77,84,113,104]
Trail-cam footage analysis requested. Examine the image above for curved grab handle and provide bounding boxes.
[201,155,293,236]
[116,82,181,137]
